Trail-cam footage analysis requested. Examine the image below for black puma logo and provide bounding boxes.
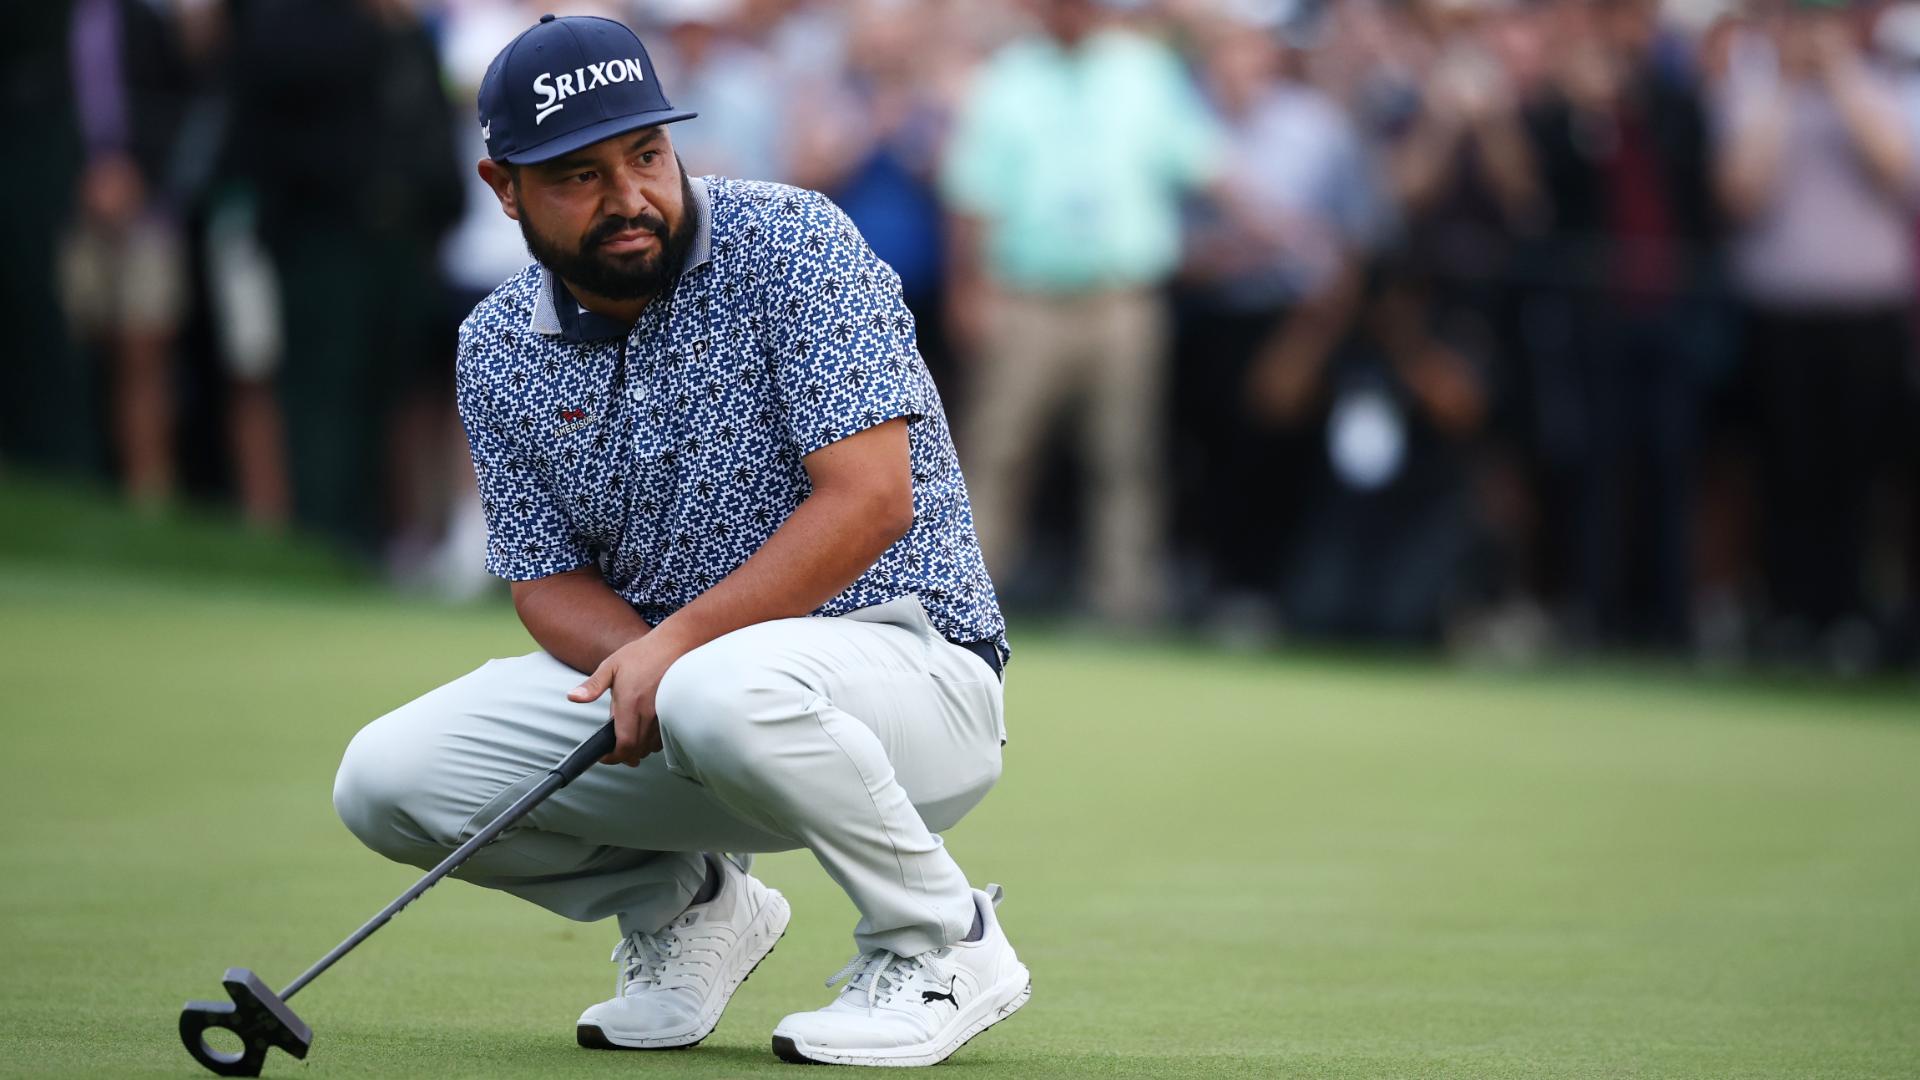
[921,977,960,1008]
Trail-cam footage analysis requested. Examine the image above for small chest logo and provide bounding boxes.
[553,405,595,436]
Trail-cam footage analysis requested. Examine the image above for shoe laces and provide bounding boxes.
[610,910,700,996]
[825,947,950,1011]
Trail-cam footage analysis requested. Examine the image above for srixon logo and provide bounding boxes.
[533,58,645,124]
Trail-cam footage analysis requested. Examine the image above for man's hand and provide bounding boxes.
[553,419,914,768]
[567,629,696,765]
[81,153,146,230]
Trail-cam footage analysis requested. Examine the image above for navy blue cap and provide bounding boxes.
[478,14,695,165]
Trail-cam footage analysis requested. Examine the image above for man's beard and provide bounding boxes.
[519,169,697,301]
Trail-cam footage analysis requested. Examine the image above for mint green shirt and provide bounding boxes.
[941,30,1222,292]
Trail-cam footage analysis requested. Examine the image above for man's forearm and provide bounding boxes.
[649,483,911,659]
[1718,95,1788,223]
[1829,64,1914,199]
[512,567,653,675]
[533,417,913,739]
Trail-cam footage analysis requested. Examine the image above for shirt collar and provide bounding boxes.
[685,174,713,272]
[529,175,714,343]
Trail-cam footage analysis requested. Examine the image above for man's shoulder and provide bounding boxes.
[455,266,545,402]
[1256,85,1353,142]
[705,176,850,248]
[459,264,545,354]
[981,37,1053,77]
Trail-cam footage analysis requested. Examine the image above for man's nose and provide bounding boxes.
[603,164,652,222]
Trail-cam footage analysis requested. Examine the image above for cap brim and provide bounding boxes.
[500,109,698,164]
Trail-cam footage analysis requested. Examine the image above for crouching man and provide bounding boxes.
[330,14,1025,1067]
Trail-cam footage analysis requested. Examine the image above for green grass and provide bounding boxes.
[2,491,1918,1076]
[0,476,368,591]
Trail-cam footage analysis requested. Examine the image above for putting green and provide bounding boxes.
[1,557,1917,1077]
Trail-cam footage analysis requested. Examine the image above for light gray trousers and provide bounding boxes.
[332,597,1005,956]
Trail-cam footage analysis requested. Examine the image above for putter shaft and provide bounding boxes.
[278,720,617,1001]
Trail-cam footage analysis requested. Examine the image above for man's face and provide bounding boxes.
[1035,0,1099,46]
[482,127,694,302]
[1599,0,1659,61]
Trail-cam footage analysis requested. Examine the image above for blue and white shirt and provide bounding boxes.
[455,175,1006,653]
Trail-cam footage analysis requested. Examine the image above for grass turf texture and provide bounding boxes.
[2,490,1918,1077]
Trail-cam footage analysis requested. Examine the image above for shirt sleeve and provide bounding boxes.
[760,191,927,458]
[1327,117,1388,252]
[1156,50,1225,190]
[454,321,592,581]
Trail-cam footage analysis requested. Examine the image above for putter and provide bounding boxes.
[180,720,618,1077]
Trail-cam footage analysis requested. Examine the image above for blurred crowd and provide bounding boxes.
[5,0,1920,673]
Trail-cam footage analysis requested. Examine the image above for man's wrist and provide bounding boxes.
[639,615,703,659]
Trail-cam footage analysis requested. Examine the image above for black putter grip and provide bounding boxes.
[554,720,619,782]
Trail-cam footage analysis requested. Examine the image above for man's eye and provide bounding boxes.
[570,171,597,184]
[638,151,659,166]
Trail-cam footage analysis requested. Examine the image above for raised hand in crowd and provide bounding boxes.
[1810,9,1915,197]
[1719,6,1914,220]
[78,152,147,232]
[1391,29,1540,231]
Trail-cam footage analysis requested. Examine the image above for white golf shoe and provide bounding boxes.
[771,885,1030,1067]
[576,853,791,1050]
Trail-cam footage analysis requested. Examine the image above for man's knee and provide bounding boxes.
[656,627,810,773]
[332,707,447,866]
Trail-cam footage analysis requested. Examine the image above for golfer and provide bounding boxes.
[330,14,1025,1067]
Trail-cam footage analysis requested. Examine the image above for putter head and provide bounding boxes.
[179,968,312,1077]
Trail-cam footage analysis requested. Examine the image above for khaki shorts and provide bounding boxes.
[58,216,187,336]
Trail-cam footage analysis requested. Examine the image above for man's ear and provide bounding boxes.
[477,158,521,221]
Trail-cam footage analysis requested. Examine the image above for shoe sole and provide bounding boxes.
[769,968,1032,1067]
[577,890,792,1051]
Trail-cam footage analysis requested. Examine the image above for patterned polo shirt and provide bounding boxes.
[455,175,1006,654]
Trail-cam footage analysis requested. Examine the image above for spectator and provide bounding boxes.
[1175,14,1382,634]
[227,0,464,552]
[203,181,292,531]
[941,0,1221,626]
[57,0,194,508]
[645,0,790,182]
[1524,0,1723,647]
[744,0,853,83]
[1354,0,1541,302]
[790,0,962,398]
[1874,0,1920,668]
[438,0,551,307]
[1,4,86,476]
[1714,0,1915,664]
[1274,265,1490,643]
[1328,0,1546,640]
